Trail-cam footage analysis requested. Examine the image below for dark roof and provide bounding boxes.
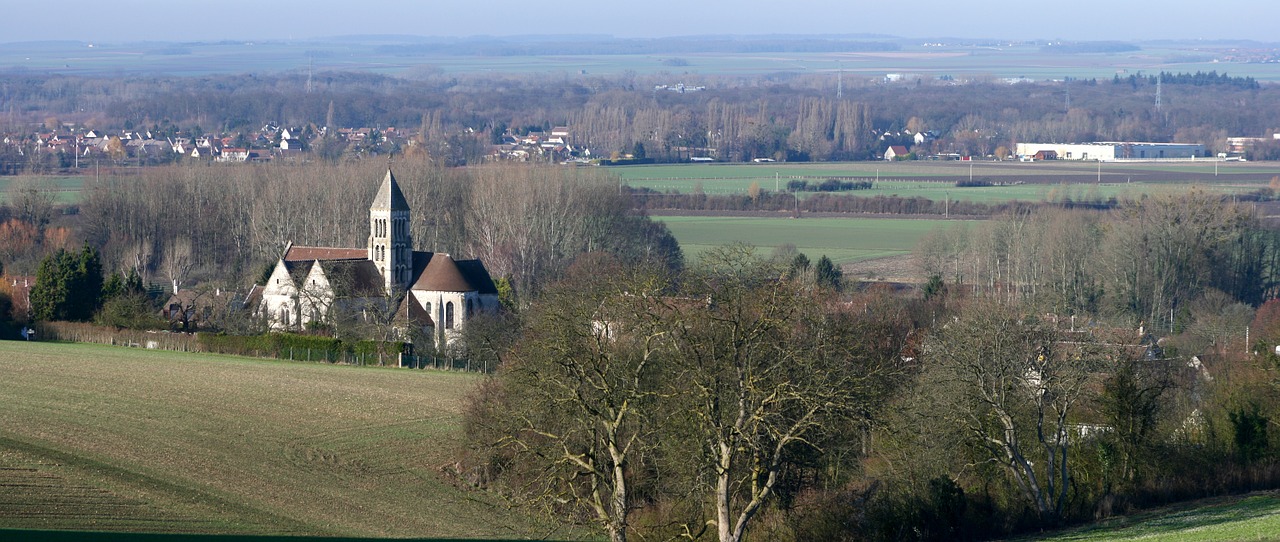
[243,284,264,309]
[319,260,384,297]
[455,259,499,294]
[409,252,498,294]
[284,260,315,284]
[284,245,367,261]
[394,295,434,327]
[370,169,409,211]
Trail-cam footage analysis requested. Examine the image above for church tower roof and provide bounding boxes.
[370,169,409,211]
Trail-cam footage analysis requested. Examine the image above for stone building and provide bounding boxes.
[258,169,499,347]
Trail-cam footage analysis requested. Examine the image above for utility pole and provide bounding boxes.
[836,60,843,99]
[1155,72,1162,113]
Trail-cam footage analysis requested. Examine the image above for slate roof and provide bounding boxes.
[284,260,315,284]
[454,259,500,294]
[318,260,384,297]
[394,295,434,327]
[284,246,367,261]
[370,169,409,211]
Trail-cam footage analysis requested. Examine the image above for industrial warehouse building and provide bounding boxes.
[1015,142,1207,161]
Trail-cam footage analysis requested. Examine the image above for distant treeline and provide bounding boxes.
[625,186,1107,216]
[1042,41,1141,54]
[5,64,1280,171]
[786,178,873,192]
[375,38,901,56]
[1113,70,1260,90]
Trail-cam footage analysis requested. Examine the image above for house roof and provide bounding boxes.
[410,252,498,294]
[371,169,409,211]
[284,245,367,261]
[318,259,384,297]
[284,260,316,284]
[394,295,435,327]
[454,259,500,294]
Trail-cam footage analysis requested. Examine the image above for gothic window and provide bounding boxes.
[446,302,455,329]
[466,298,474,317]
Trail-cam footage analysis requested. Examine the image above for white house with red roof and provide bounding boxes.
[259,170,499,348]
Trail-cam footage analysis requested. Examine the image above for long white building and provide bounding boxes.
[1015,142,1207,161]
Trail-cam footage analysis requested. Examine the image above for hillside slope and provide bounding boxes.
[0,342,566,539]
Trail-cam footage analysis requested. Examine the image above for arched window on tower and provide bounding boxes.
[445,302,455,329]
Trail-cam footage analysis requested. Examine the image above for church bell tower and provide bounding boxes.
[368,169,412,292]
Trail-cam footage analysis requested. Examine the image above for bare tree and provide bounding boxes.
[924,299,1095,520]
[666,244,901,542]
[470,255,670,542]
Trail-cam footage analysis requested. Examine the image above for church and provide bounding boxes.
[258,169,499,348]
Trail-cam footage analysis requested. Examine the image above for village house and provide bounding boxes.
[258,170,499,348]
[884,145,910,160]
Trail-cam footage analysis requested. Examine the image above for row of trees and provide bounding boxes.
[63,161,680,304]
[4,69,1278,170]
[915,192,1280,330]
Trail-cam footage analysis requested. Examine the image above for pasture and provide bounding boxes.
[617,160,1280,202]
[0,175,86,204]
[5,40,1280,81]
[655,215,958,265]
[1030,492,1280,541]
[0,342,568,539]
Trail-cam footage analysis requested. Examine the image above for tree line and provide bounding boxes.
[0,161,681,336]
[461,192,1280,541]
[4,68,1279,170]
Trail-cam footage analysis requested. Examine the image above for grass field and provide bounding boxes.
[0,342,570,539]
[1029,492,1280,541]
[655,215,959,265]
[0,176,87,204]
[616,161,1280,202]
[5,40,1280,81]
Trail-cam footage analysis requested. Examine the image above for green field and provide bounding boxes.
[5,40,1280,81]
[655,215,959,264]
[617,161,1280,202]
[1030,492,1280,541]
[0,176,87,204]
[0,342,569,539]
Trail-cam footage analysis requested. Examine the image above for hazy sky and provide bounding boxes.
[4,0,1276,43]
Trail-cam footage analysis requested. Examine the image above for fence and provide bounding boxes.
[34,321,491,373]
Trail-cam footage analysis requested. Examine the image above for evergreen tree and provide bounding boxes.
[29,244,104,322]
[814,254,843,291]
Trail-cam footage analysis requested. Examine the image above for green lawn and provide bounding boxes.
[655,215,960,264]
[0,175,86,204]
[1030,493,1280,541]
[0,342,572,539]
[616,161,1280,202]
